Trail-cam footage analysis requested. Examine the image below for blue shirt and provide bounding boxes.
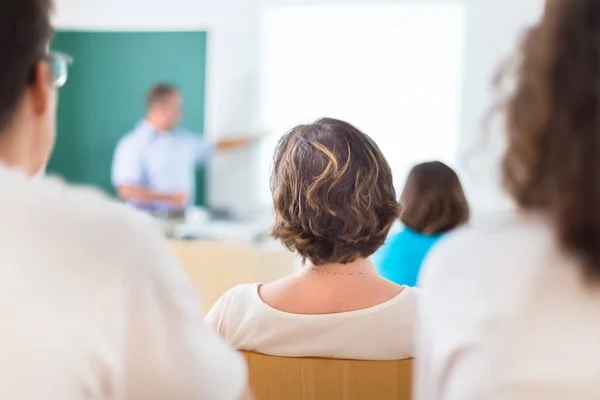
[372,227,444,287]
[112,121,214,212]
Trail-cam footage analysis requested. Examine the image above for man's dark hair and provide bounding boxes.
[146,83,179,109]
[0,0,53,131]
[271,118,400,266]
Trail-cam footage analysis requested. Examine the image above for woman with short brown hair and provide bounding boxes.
[374,161,469,287]
[207,118,418,360]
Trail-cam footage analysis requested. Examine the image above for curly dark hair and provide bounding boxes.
[500,0,600,278]
[400,161,469,235]
[271,118,400,266]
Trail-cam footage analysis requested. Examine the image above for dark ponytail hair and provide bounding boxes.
[500,0,600,279]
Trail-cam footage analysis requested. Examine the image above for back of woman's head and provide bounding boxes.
[271,118,399,266]
[501,0,600,278]
[400,161,469,235]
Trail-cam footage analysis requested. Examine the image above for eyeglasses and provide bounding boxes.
[48,52,73,88]
[28,51,74,88]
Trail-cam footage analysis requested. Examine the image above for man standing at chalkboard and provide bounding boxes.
[112,83,256,216]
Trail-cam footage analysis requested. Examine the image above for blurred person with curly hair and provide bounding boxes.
[415,1,600,398]
[206,118,418,360]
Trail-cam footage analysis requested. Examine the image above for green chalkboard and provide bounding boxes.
[49,31,208,205]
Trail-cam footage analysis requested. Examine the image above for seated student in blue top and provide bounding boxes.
[373,161,469,287]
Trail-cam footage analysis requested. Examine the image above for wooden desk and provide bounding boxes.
[169,240,295,313]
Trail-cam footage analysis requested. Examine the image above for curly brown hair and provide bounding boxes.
[271,118,400,266]
[500,0,600,278]
[401,161,469,235]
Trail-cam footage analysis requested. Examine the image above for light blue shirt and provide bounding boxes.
[112,121,214,212]
[372,227,444,287]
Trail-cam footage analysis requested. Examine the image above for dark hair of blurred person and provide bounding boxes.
[400,161,469,235]
[145,83,182,131]
[0,0,54,175]
[501,1,600,279]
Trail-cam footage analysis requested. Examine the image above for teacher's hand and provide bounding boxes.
[169,192,188,210]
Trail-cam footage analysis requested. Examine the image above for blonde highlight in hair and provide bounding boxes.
[271,118,400,266]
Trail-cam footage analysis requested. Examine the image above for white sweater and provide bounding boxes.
[416,214,600,400]
[207,283,419,360]
[0,165,245,400]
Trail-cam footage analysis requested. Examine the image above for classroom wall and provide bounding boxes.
[54,0,544,217]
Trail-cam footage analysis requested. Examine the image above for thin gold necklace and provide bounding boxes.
[308,267,371,276]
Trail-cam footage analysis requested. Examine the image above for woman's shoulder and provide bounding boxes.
[388,286,421,309]
[218,283,260,306]
[205,283,263,335]
[360,285,420,320]
[206,284,260,317]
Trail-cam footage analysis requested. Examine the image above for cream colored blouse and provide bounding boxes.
[206,283,419,360]
[416,214,600,400]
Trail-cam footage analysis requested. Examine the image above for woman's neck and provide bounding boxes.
[0,129,37,176]
[303,258,376,276]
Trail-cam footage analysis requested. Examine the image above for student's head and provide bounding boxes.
[500,0,600,279]
[271,118,399,266]
[0,0,58,176]
[400,161,469,235]
[146,83,182,131]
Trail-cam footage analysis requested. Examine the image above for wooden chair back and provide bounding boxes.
[242,352,412,400]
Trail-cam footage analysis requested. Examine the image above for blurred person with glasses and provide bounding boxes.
[0,1,250,399]
[416,1,600,399]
